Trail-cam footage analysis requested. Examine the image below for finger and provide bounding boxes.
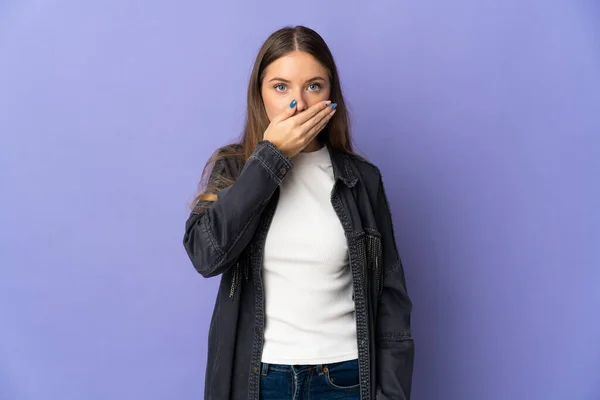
[289,100,332,125]
[299,102,337,134]
[304,108,336,140]
[272,99,299,123]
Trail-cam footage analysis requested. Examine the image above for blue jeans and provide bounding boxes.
[259,359,360,400]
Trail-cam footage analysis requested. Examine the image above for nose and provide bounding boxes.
[292,90,308,112]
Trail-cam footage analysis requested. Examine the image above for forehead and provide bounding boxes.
[263,51,328,80]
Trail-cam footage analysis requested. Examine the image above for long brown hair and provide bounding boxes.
[193,25,355,207]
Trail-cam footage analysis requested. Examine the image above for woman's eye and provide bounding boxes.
[307,83,321,91]
[274,84,287,92]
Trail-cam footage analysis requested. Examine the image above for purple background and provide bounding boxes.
[1,1,599,399]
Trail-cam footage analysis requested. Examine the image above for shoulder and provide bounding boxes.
[347,152,381,177]
[345,152,383,189]
[341,152,386,204]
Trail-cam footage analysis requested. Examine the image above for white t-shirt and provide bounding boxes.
[261,145,358,365]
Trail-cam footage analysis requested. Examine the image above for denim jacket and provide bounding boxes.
[183,140,414,399]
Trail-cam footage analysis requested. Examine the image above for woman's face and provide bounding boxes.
[261,51,331,121]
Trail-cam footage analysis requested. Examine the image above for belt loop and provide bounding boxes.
[316,364,324,375]
[261,362,269,376]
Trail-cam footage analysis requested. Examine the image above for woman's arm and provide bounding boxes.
[183,140,292,278]
[375,174,415,400]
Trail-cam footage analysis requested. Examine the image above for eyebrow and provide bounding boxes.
[268,76,327,83]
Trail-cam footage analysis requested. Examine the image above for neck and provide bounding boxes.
[301,138,324,153]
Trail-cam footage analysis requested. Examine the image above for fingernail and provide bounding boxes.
[330,103,337,110]
[324,101,331,107]
[290,99,297,108]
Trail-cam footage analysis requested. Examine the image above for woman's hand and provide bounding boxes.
[263,99,337,158]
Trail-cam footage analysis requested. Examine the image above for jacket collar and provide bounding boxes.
[326,144,358,188]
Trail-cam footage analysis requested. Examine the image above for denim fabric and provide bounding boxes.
[184,140,414,399]
[260,359,360,400]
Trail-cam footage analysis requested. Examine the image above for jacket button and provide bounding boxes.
[279,167,286,175]
[252,366,258,373]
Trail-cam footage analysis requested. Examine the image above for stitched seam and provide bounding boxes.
[342,158,358,187]
[263,141,292,168]
[218,201,263,266]
[201,211,224,259]
[364,227,381,238]
[307,368,313,399]
[379,332,414,341]
[325,370,360,391]
[249,154,282,184]
[347,229,366,240]
[383,259,403,276]
[331,191,370,399]
[202,200,264,275]
[248,199,278,399]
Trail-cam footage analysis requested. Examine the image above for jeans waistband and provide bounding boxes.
[261,359,358,376]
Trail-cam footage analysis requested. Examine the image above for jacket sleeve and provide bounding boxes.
[183,140,292,278]
[375,174,415,400]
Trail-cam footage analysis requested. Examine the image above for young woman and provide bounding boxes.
[184,26,414,400]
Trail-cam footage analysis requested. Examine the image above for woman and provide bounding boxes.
[184,26,414,400]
